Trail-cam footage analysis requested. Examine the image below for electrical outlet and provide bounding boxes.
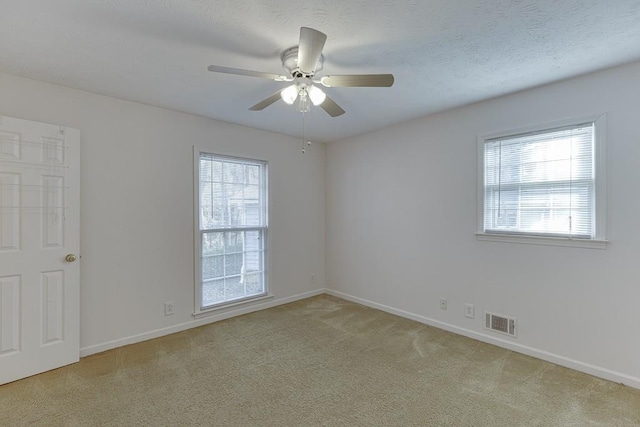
[440,298,447,310]
[464,303,475,319]
[164,302,174,316]
[311,273,316,284]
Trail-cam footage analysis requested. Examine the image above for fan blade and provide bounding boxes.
[320,94,345,117]
[320,74,394,87]
[208,65,289,81]
[249,90,283,111]
[298,27,327,74]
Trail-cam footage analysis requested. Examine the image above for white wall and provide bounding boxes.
[0,72,325,354]
[326,61,640,387]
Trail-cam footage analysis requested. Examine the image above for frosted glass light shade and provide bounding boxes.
[308,85,326,106]
[281,85,299,105]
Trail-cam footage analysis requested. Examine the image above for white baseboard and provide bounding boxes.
[79,289,325,357]
[325,289,640,390]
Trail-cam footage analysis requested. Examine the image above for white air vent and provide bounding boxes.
[485,312,517,337]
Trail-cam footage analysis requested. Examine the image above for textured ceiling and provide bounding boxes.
[1,0,640,142]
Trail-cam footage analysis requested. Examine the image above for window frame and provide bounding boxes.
[476,114,608,249]
[193,148,270,316]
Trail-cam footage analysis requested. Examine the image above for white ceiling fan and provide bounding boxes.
[208,27,394,117]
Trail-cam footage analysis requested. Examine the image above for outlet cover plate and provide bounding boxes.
[164,302,175,316]
[464,303,475,319]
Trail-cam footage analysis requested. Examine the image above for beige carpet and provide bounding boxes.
[2,295,640,426]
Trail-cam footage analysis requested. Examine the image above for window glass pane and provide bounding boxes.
[202,255,224,280]
[245,230,263,250]
[200,178,265,227]
[211,197,225,227]
[199,182,213,228]
[243,251,263,273]
[202,232,224,255]
[200,158,212,181]
[211,160,223,182]
[213,183,224,198]
[223,162,244,183]
[244,184,259,200]
[244,273,264,295]
[199,229,266,308]
[224,253,243,276]
[243,186,261,226]
[245,164,260,185]
[225,276,245,300]
[224,183,245,226]
[484,188,519,230]
[202,278,225,306]
[226,231,244,253]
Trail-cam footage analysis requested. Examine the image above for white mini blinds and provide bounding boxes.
[481,118,605,242]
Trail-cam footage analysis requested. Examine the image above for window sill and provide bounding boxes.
[475,232,608,249]
[193,294,273,319]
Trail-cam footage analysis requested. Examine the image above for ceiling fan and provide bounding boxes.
[208,27,394,117]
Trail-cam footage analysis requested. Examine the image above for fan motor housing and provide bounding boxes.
[281,46,324,78]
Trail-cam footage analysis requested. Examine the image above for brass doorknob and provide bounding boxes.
[65,254,77,263]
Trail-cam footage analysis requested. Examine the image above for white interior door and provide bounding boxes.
[0,115,80,385]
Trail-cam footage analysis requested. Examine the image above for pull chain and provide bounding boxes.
[302,111,306,154]
[301,112,313,154]
[300,110,314,154]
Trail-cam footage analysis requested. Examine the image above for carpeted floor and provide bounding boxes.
[2,294,640,426]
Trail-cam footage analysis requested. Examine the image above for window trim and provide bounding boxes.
[476,114,608,249]
[193,147,270,316]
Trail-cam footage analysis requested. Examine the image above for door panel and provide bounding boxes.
[0,115,79,385]
[0,275,20,354]
[0,172,20,250]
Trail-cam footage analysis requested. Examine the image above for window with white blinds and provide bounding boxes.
[478,116,606,247]
[195,152,268,311]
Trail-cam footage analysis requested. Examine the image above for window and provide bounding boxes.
[477,116,606,248]
[196,152,267,311]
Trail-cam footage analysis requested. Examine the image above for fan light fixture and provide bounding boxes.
[280,83,327,112]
